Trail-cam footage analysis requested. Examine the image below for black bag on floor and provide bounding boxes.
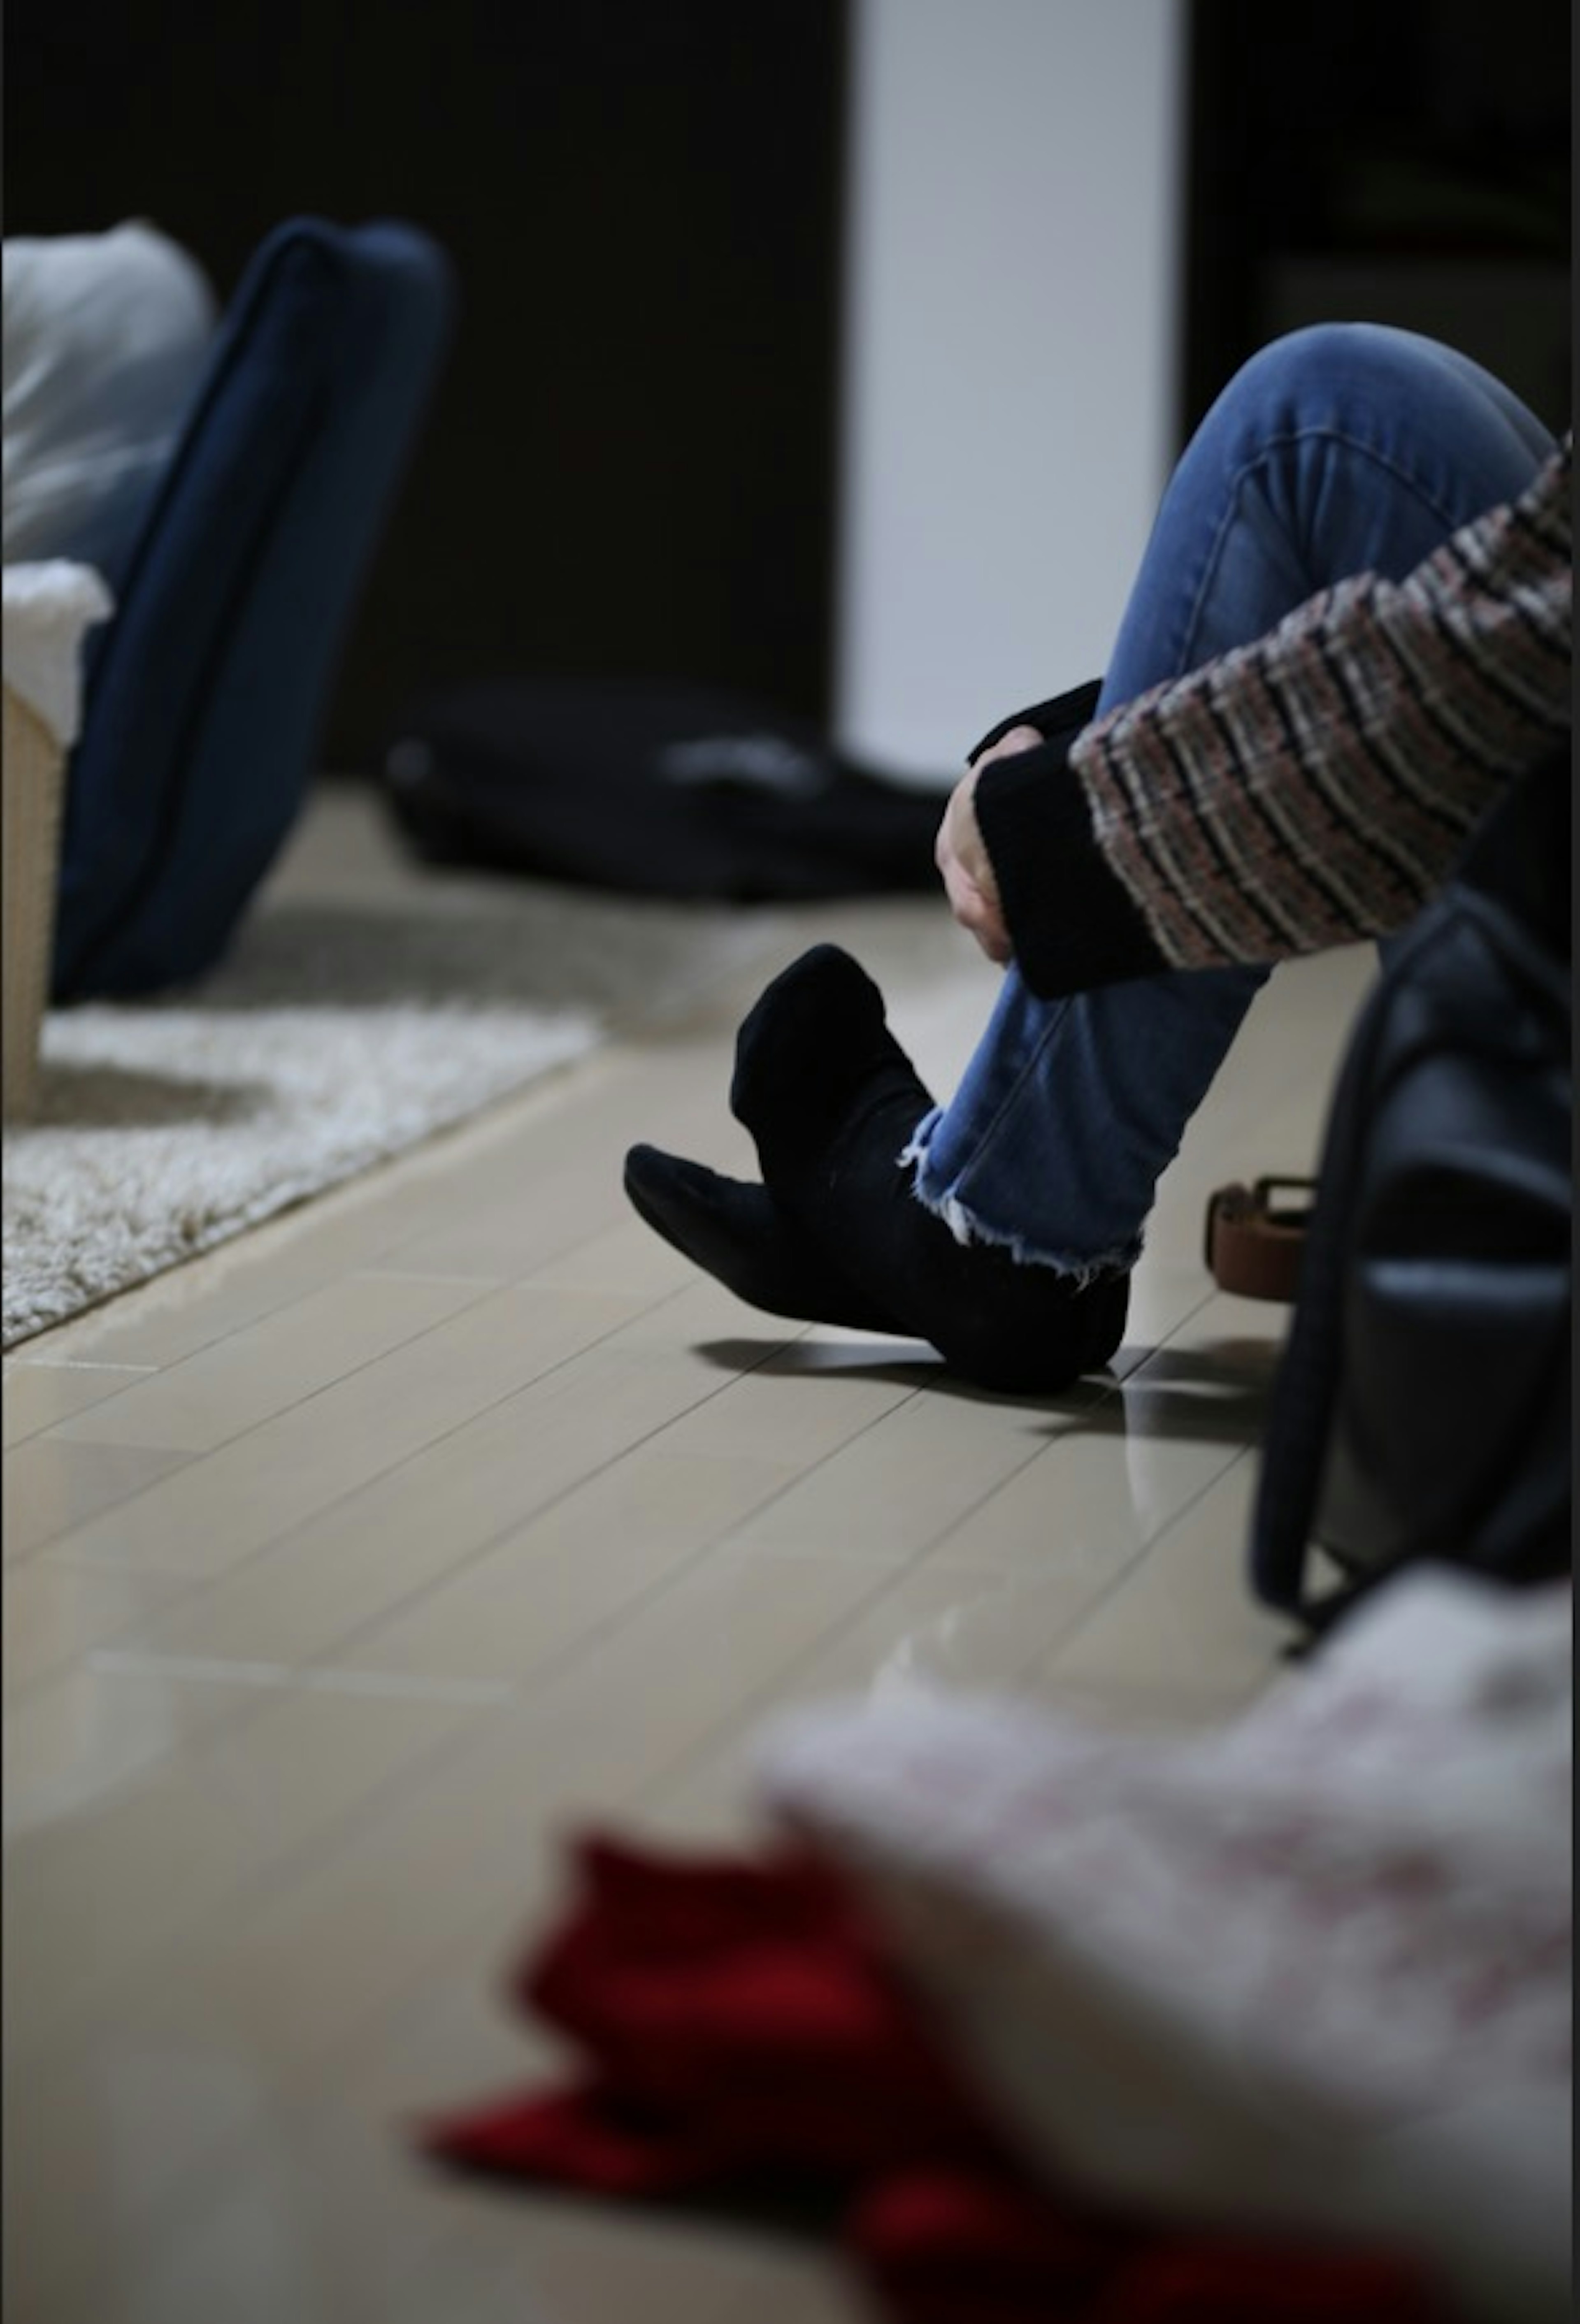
[379,676,953,901]
[1250,746,1572,1633]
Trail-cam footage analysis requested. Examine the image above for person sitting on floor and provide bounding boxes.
[623,323,1572,1391]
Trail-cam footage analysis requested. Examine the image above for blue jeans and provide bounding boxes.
[907,324,1556,1278]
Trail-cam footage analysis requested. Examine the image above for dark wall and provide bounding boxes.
[5,1,849,766]
[1180,0,1570,444]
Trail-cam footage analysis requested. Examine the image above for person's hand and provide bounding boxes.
[935,723,1041,964]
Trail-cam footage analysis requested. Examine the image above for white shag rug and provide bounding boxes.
[3,789,784,1347]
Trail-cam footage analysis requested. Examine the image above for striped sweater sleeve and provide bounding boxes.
[974,439,1571,991]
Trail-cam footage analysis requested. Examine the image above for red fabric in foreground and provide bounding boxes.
[421,1834,1443,2324]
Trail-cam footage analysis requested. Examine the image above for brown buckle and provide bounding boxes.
[1204,1176,1316,1303]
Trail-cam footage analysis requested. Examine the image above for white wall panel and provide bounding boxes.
[835,0,1185,782]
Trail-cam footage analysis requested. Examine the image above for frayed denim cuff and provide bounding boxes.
[900,1117,1142,1286]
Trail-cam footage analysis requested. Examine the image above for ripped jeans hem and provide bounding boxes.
[898,1131,1143,1287]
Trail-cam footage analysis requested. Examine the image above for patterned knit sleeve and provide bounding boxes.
[1066,439,1571,971]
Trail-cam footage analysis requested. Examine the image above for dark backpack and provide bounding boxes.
[379,676,953,903]
[1250,748,1571,1633]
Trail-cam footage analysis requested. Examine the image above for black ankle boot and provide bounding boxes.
[623,1145,907,1335]
[725,945,1130,1393]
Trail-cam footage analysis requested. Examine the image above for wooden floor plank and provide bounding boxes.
[2,793,1369,2322]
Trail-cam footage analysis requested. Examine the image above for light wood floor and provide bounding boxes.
[3,787,1375,2324]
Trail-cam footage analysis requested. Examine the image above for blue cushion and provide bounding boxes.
[52,217,455,998]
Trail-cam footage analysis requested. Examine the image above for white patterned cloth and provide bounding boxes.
[759,1567,1572,2322]
[3,218,214,586]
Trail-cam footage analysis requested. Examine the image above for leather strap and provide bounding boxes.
[1204,1177,1315,1303]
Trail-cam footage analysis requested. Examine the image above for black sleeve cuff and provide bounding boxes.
[966,676,1104,766]
[973,738,1166,998]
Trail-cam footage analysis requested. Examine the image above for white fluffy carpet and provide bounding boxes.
[3,789,783,1347]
